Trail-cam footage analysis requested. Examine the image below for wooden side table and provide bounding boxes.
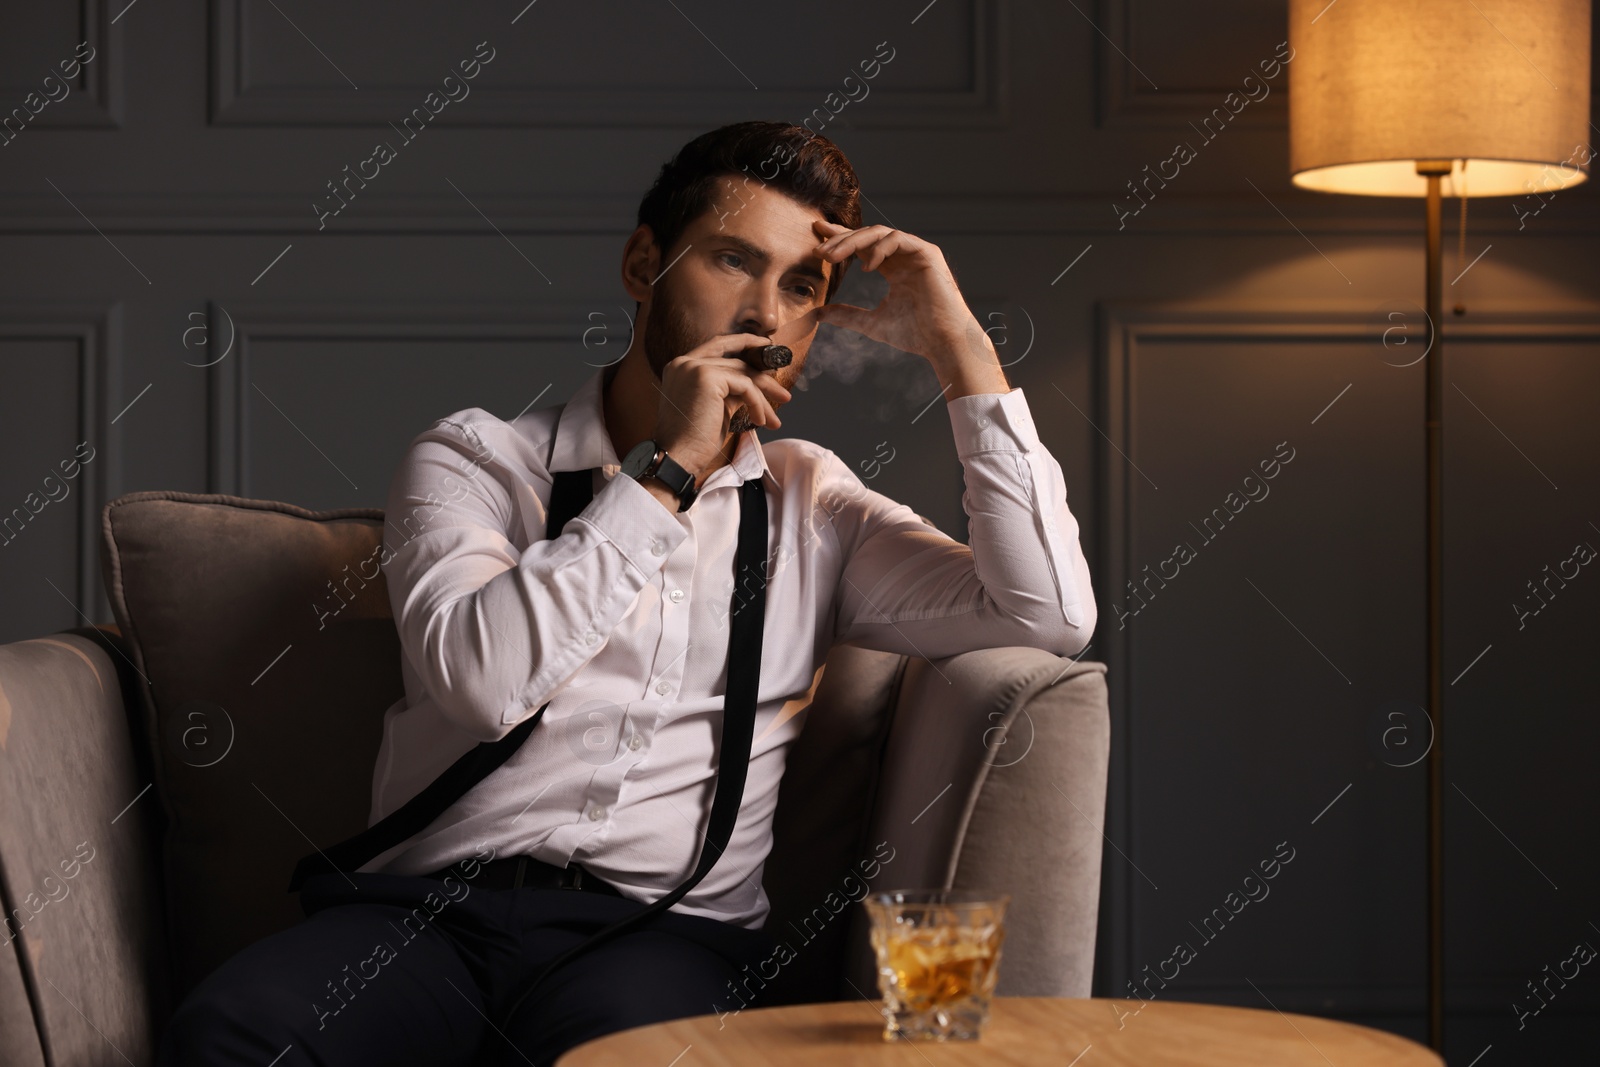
[556,996,1444,1066]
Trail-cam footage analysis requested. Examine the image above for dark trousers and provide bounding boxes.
[156,869,782,1066]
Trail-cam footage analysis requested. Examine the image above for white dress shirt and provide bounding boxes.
[362,363,1095,929]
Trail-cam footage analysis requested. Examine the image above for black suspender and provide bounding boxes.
[497,473,768,1030]
[286,465,771,1035]
[287,466,598,893]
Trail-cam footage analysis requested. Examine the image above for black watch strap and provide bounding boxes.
[645,449,698,512]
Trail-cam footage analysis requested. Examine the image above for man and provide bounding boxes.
[158,120,1094,1066]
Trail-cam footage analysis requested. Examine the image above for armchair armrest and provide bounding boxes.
[0,626,170,1067]
[845,647,1109,999]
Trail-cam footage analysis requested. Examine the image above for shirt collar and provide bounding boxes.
[548,364,771,491]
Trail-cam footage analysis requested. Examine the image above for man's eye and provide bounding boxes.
[717,252,814,299]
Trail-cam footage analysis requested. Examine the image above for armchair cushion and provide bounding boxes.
[100,491,403,997]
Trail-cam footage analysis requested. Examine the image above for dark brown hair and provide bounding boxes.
[635,121,863,305]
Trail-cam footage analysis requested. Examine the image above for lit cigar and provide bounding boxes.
[755,348,793,374]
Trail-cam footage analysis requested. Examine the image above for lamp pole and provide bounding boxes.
[1417,157,1450,1052]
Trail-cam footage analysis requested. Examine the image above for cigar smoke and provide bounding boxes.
[731,270,942,432]
[796,270,940,421]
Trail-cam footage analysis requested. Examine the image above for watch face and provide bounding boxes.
[621,439,658,478]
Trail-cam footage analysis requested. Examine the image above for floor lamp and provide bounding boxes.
[1286,0,1591,1052]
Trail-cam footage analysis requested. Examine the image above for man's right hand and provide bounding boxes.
[653,333,793,484]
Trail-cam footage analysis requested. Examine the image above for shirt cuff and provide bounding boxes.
[947,386,1041,459]
[570,470,690,575]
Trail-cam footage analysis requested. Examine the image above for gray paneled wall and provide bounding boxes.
[1,0,1595,1060]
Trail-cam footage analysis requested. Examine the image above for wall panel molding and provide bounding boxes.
[204,299,598,497]
[0,0,124,131]
[208,0,1007,129]
[1093,300,1600,1016]
[1095,0,1289,129]
[1093,300,1375,1011]
[0,302,123,619]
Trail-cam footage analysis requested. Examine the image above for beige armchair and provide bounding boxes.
[0,490,1110,1066]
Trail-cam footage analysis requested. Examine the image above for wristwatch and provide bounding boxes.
[621,439,698,512]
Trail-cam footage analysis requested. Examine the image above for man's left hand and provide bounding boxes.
[808,220,1005,394]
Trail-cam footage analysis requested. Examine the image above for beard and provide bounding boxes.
[641,269,698,380]
[644,268,762,437]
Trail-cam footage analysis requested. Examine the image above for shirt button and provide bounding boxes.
[628,734,643,750]
[977,415,992,429]
[669,588,685,603]
[650,539,666,556]
[584,630,599,646]
[655,680,671,695]
[589,805,607,821]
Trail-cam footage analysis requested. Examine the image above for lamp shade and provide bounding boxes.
[1289,0,1592,197]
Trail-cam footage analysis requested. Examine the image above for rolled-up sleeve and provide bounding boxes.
[827,387,1095,659]
[381,417,687,742]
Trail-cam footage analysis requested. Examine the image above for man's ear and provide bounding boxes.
[621,225,661,301]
